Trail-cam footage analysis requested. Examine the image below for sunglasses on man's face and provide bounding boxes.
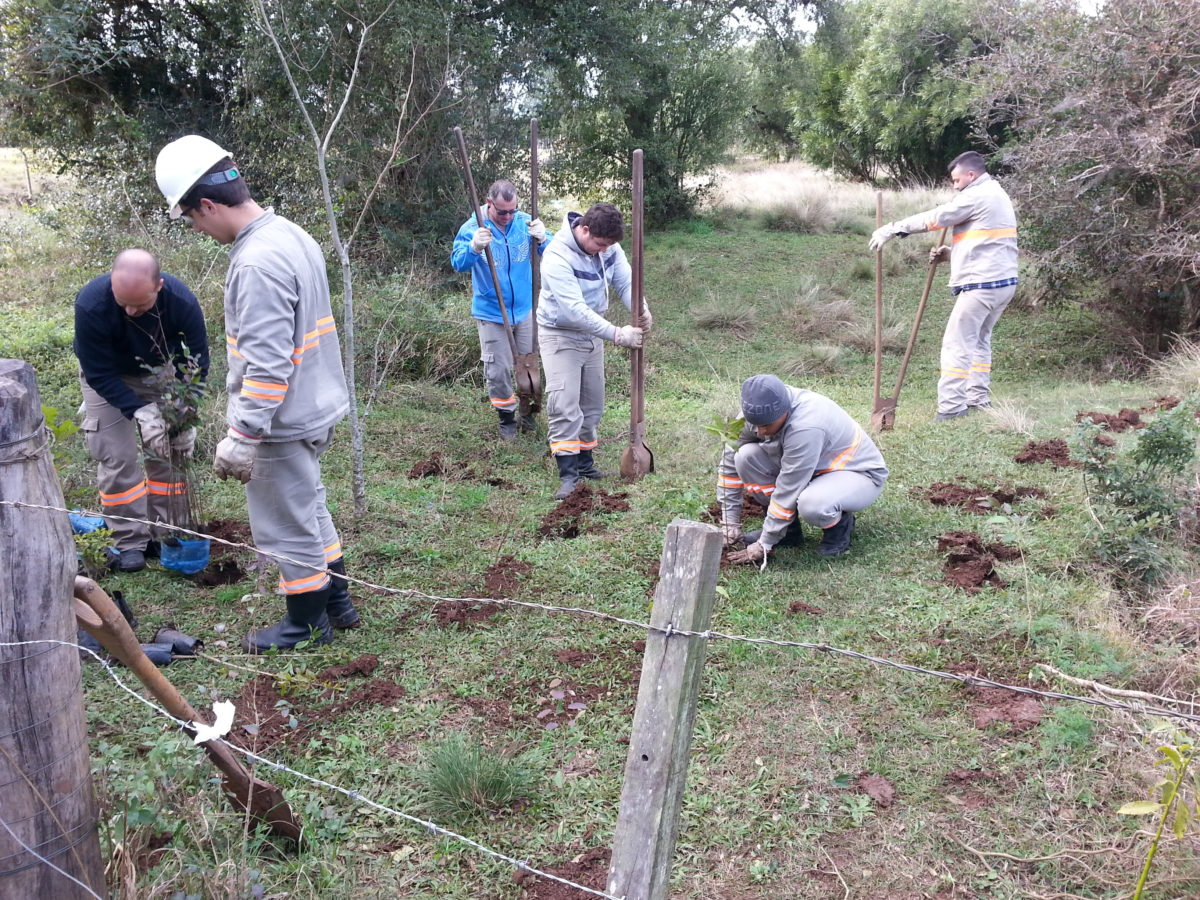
[489,204,518,217]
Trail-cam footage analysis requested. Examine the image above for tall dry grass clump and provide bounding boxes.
[1150,340,1200,396]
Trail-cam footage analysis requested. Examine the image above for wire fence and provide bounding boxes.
[3,497,1199,898]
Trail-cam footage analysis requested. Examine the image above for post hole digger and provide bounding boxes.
[73,576,302,841]
[452,126,543,426]
[618,149,654,480]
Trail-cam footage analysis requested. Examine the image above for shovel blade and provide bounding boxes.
[871,398,898,432]
[515,353,543,413]
[619,442,654,480]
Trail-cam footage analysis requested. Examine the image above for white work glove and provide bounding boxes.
[869,224,900,252]
[470,227,493,254]
[721,522,743,548]
[170,426,197,460]
[929,245,951,265]
[213,429,259,483]
[528,218,546,242]
[726,541,769,566]
[639,300,653,334]
[613,325,644,348]
[133,403,171,459]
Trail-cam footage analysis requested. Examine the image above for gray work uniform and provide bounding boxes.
[536,212,633,456]
[224,210,349,594]
[717,388,888,551]
[892,173,1018,414]
[476,317,534,413]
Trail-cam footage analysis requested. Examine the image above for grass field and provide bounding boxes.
[3,156,1199,899]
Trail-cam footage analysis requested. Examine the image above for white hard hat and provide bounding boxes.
[155,135,232,219]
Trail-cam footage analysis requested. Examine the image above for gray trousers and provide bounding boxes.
[476,317,533,414]
[80,375,185,551]
[735,442,884,529]
[539,327,604,456]
[245,427,343,595]
[938,284,1016,414]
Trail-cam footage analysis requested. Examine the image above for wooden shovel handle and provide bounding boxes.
[631,149,645,427]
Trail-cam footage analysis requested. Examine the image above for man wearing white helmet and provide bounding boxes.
[155,135,358,653]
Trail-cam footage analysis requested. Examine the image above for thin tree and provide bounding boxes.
[250,0,451,516]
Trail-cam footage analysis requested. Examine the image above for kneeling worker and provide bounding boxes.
[719,375,888,565]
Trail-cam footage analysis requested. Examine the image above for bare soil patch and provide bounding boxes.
[406,451,513,488]
[433,599,502,629]
[703,497,767,523]
[537,484,630,539]
[514,847,610,898]
[232,675,292,752]
[918,479,1046,514]
[317,653,379,682]
[191,559,244,587]
[969,688,1044,733]
[408,452,450,478]
[787,600,824,615]
[1014,438,1076,467]
[943,768,998,810]
[855,772,896,808]
[484,554,533,598]
[1076,408,1144,432]
[938,531,1021,593]
[1144,396,1180,412]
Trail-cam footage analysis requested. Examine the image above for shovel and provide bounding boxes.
[72,576,302,841]
[521,118,543,423]
[871,190,888,425]
[618,148,654,480]
[871,227,949,431]
[452,126,542,414]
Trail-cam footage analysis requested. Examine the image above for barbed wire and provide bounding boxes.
[7,499,1200,728]
[0,639,621,900]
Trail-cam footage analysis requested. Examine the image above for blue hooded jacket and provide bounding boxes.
[450,209,551,324]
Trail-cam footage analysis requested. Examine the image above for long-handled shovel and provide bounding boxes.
[871,190,888,427]
[72,576,302,841]
[872,227,949,431]
[452,126,542,414]
[521,118,543,422]
[618,148,654,480]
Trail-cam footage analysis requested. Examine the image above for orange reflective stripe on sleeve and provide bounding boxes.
[241,378,288,401]
[952,227,1017,244]
[100,480,148,506]
[324,541,343,562]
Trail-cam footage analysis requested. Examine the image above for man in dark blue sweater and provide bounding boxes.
[74,249,209,571]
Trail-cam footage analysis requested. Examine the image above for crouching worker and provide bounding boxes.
[719,375,888,565]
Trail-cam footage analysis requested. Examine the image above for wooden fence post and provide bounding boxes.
[0,358,105,897]
[607,518,723,900]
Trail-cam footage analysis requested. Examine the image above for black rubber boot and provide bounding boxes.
[743,520,804,548]
[520,413,538,434]
[576,449,606,480]
[325,558,361,629]
[498,409,518,441]
[817,513,855,558]
[554,454,581,500]
[242,586,334,653]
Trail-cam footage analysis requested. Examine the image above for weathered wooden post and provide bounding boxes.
[607,518,723,900]
[0,359,105,897]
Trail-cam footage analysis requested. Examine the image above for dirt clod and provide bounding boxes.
[855,773,896,808]
[970,689,1043,733]
[937,531,1020,593]
[787,601,824,615]
[317,654,379,682]
[1076,408,1144,432]
[433,600,501,629]
[1014,438,1076,467]
[515,847,610,898]
[484,554,533,598]
[537,484,630,539]
[407,452,448,478]
[919,480,1046,514]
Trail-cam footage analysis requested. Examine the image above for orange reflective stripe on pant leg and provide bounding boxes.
[323,541,343,562]
[278,571,331,594]
[100,480,148,506]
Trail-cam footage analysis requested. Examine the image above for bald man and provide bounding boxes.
[74,249,209,572]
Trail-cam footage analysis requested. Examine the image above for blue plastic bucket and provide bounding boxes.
[161,538,210,575]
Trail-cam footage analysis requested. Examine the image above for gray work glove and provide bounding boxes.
[726,541,769,566]
[170,426,197,460]
[528,218,547,242]
[470,227,493,253]
[613,325,644,348]
[869,224,901,252]
[213,429,258,483]
[929,245,951,265]
[639,300,653,334]
[133,403,171,459]
[721,522,743,548]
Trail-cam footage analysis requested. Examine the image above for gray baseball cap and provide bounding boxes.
[740,374,789,425]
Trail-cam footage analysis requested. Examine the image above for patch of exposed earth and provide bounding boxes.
[918,479,1046,514]
[1075,408,1144,432]
[537,484,630,539]
[1013,438,1076,467]
[514,847,610,898]
[938,531,1022,593]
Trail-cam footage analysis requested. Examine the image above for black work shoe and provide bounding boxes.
[576,449,606,480]
[326,558,361,629]
[554,454,581,500]
[742,521,804,548]
[935,409,969,421]
[520,413,538,434]
[968,401,993,411]
[498,409,518,442]
[817,513,855,558]
[113,548,146,572]
[243,587,334,653]
[144,539,161,559]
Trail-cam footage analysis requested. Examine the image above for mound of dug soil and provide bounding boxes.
[537,484,630,539]
[406,451,513,487]
[433,600,501,629]
[514,847,610,898]
[918,480,1046,514]
[407,452,449,478]
[703,497,767,524]
[1076,408,1144,432]
[484,554,533,598]
[938,531,1021,593]
[1014,439,1076,467]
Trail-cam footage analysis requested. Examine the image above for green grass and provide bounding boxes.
[5,162,1200,898]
